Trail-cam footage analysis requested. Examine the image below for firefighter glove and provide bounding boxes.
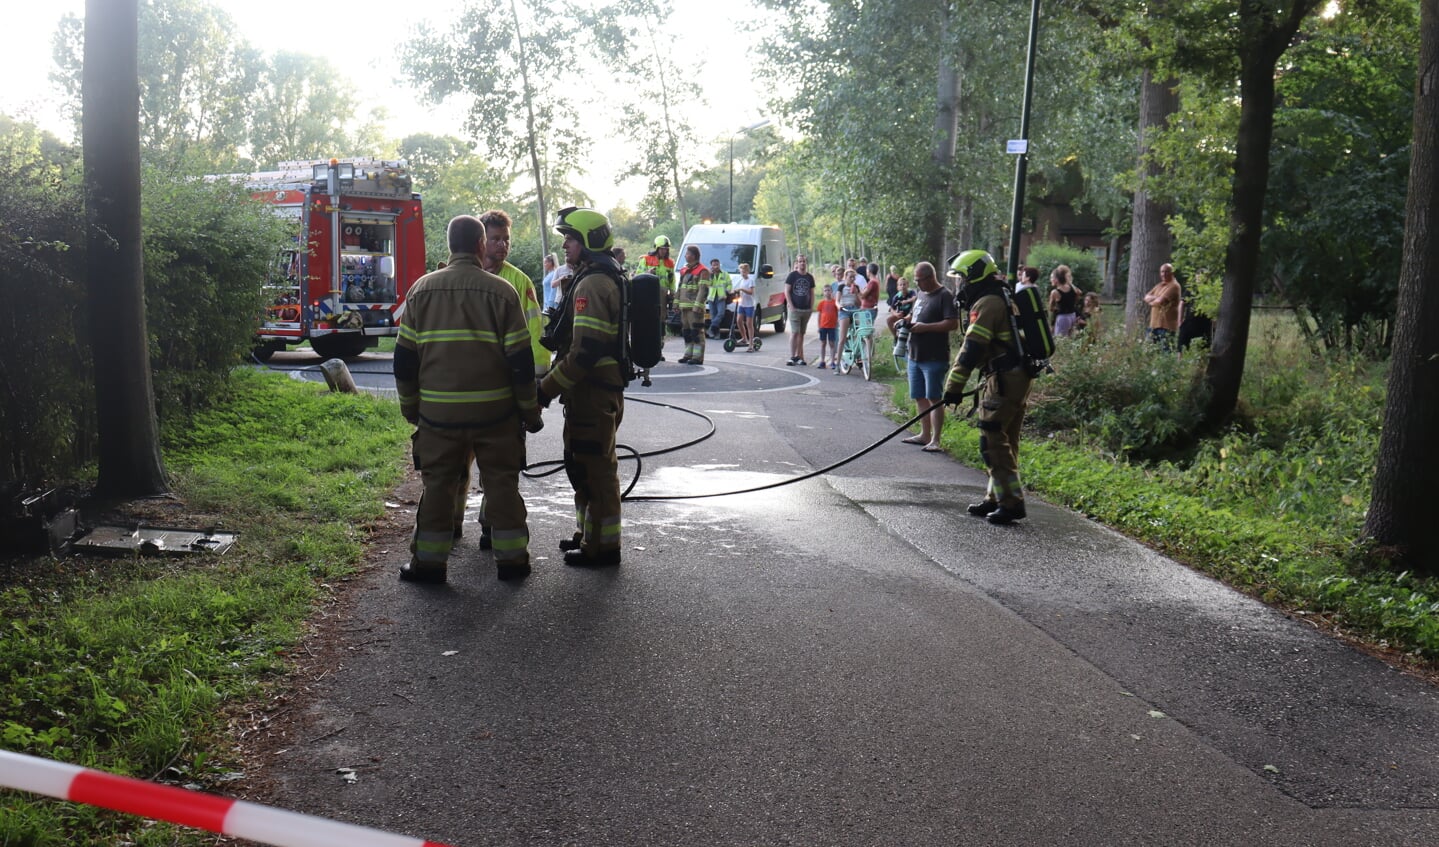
[942,389,967,408]
[535,379,553,408]
[523,414,544,434]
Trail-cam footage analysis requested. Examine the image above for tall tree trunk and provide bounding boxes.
[509,0,549,258]
[84,0,168,497]
[1365,0,1439,574]
[1203,3,1316,428]
[931,11,959,263]
[1125,69,1177,335]
[1105,228,1122,299]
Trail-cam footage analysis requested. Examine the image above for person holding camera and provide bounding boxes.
[898,262,960,452]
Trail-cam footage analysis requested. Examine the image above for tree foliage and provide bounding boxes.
[1262,0,1418,350]
[248,51,359,166]
[401,0,585,256]
[756,0,1131,266]
[51,0,379,173]
[1144,0,1417,353]
[0,116,288,487]
[591,0,706,232]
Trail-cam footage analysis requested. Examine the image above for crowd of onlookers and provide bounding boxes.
[533,246,1199,365]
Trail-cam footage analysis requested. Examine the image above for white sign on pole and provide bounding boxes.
[1006,139,1029,155]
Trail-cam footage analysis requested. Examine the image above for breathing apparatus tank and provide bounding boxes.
[627,272,664,378]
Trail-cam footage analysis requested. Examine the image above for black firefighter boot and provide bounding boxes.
[967,500,1000,517]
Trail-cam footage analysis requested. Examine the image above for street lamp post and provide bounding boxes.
[729,119,771,223]
[1006,0,1041,282]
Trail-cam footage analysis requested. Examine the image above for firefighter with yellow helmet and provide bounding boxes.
[641,235,677,299]
[642,235,677,358]
[394,215,544,583]
[537,207,626,566]
[941,249,1033,525]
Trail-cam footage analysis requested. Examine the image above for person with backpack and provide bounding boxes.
[941,249,1034,525]
[536,207,626,567]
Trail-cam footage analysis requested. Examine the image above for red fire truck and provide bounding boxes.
[235,157,426,361]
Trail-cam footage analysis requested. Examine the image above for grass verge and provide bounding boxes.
[883,324,1439,666]
[0,368,411,846]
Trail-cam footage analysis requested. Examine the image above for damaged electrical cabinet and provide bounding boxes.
[71,525,238,557]
[0,485,78,556]
[1,484,236,558]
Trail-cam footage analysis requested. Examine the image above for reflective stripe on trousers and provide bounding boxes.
[412,419,530,566]
[562,381,623,556]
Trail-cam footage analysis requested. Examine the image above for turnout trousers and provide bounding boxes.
[412,419,530,569]
[681,307,707,363]
[563,382,624,557]
[975,369,1032,510]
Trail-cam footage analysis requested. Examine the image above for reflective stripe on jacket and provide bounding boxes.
[540,262,623,397]
[394,254,539,428]
[676,263,710,310]
[945,291,1020,393]
[642,254,676,292]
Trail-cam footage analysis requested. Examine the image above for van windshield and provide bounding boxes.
[688,243,756,274]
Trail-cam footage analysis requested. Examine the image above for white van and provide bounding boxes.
[679,223,791,333]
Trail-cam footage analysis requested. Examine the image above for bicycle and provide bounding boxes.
[837,308,875,380]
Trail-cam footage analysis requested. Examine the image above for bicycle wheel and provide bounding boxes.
[861,336,873,380]
[838,338,854,374]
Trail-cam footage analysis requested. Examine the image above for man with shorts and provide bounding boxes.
[898,261,960,450]
[784,254,816,365]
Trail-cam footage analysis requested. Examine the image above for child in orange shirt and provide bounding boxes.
[816,286,840,369]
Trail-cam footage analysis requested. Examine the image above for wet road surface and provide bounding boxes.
[252,339,1439,846]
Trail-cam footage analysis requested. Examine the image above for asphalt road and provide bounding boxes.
[250,336,1439,846]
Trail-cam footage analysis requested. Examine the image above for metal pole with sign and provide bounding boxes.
[1006,0,1041,282]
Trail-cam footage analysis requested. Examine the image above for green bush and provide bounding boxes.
[1025,334,1209,461]
[0,118,90,483]
[1024,242,1101,293]
[0,117,288,486]
[143,169,287,428]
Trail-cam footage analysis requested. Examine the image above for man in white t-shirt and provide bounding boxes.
[540,253,559,310]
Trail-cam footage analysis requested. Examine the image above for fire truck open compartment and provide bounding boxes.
[216,157,426,362]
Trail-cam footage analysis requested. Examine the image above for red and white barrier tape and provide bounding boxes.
[0,749,455,847]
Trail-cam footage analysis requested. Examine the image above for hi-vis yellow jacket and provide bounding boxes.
[494,260,550,374]
[394,254,541,429]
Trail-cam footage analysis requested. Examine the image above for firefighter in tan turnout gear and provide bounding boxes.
[452,209,551,550]
[537,207,626,567]
[394,215,544,584]
[675,245,711,364]
[941,249,1033,525]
